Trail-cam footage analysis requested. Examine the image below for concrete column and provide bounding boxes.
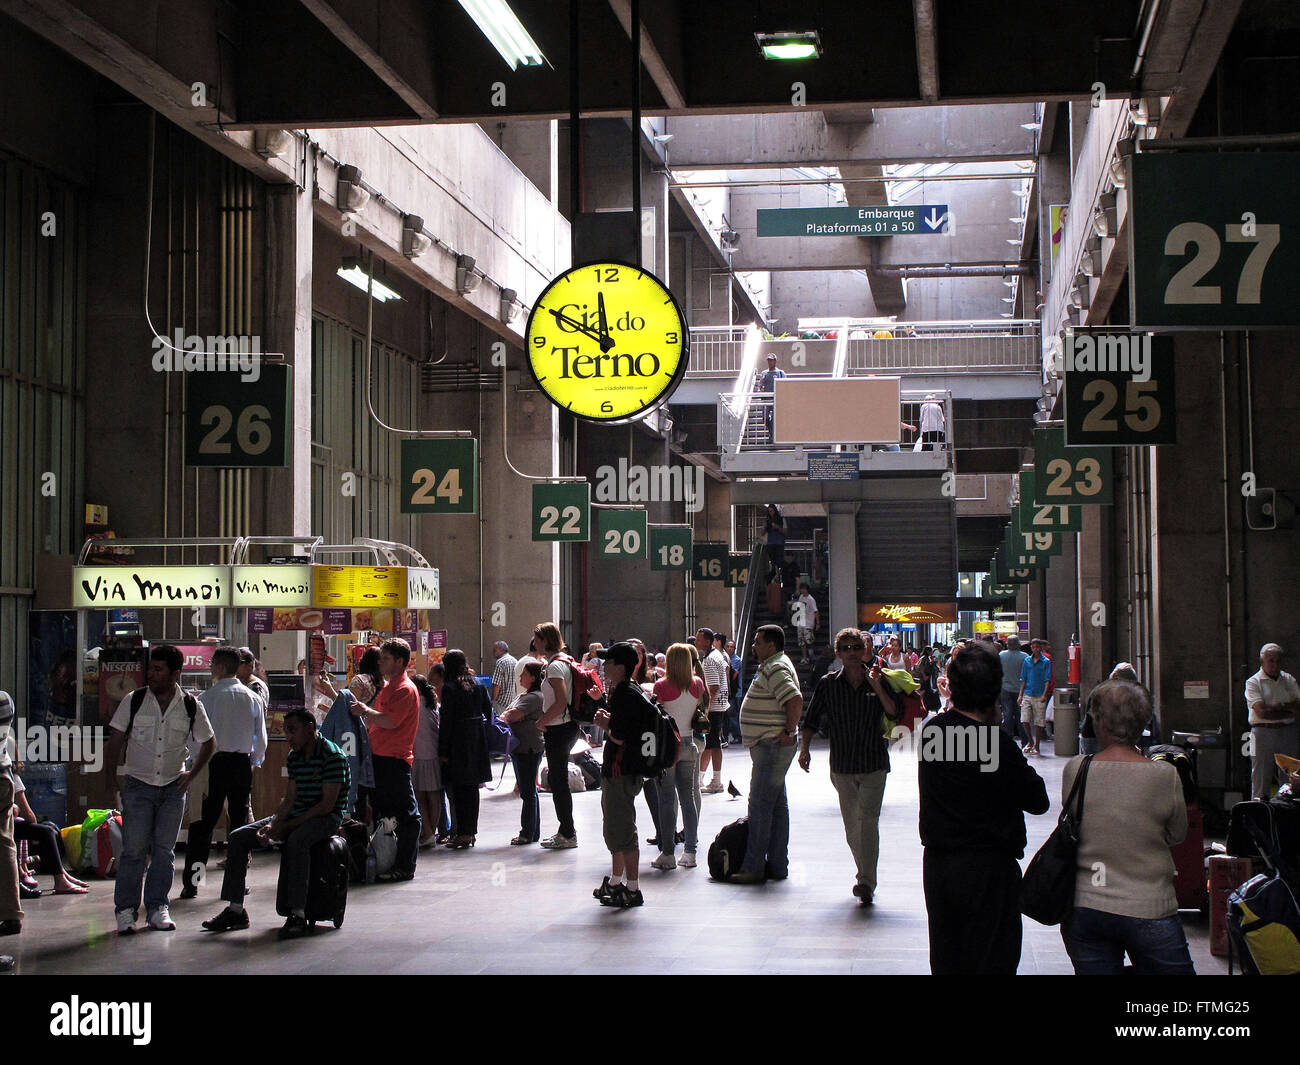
[695,463,733,635]
[1076,508,1111,701]
[1045,529,1078,688]
[828,502,860,637]
[1037,151,1071,290]
[263,181,314,537]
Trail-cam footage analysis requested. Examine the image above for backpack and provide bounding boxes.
[555,654,607,724]
[574,749,603,791]
[93,812,124,877]
[340,818,370,884]
[126,686,198,736]
[1228,873,1300,975]
[708,818,749,881]
[617,689,680,777]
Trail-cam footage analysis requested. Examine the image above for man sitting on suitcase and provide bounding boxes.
[202,709,350,939]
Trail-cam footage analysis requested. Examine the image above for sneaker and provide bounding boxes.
[179,885,198,900]
[593,876,616,903]
[147,907,176,931]
[620,887,644,908]
[702,780,724,794]
[650,853,677,870]
[202,907,250,932]
[852,883,874,905]
[545,834,578,850]
[278,915,311,940]
[679,852,697,868]
[0,919,21,936]
[601,883,627,907]
[115,909,136,935]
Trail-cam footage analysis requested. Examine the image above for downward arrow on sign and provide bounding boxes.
[923,208,950,232]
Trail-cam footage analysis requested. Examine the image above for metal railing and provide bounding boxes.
[719,388,954,457]
[691,321,1040,378]
[687,326,750,375]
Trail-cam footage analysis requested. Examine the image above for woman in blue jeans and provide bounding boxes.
[1060,679,1195,974]
[650,644,705,870]
[501,661,546,845]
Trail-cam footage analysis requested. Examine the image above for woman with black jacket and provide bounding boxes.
[438,650,493,849]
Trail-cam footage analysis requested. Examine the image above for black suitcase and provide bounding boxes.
[708,817,749,882]
[1227,799,1300,870]
[276,834,349,929]
[340,818,370,884]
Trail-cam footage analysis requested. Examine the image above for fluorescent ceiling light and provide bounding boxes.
[755,31,823,60]
[1006,237,1023,246]
[458,0,546,69]
[337,259,402,303]
[1009,216,1027,225]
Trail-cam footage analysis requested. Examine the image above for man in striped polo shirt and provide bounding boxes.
[202,708,349,939]
[799,628,902,904]
[733,625,803,884]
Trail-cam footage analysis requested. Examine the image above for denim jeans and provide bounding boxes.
[658,742,701,854]
[1061,907,1196,975]
[511,751,542,841]
[742,738,796,877]
[999,690,1024,743]
[220,814,335,913]
[114,775,187,918]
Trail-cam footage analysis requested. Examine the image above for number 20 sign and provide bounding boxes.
[401,439,477,514]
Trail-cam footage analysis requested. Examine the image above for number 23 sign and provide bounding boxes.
[1033,427,1112,506]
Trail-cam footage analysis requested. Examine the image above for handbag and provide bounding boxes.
[1020,754,1093,926]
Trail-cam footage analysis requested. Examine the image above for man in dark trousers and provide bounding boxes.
[918,640,1049,974]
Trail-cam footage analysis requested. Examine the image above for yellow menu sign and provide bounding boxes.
[311,565,405,608]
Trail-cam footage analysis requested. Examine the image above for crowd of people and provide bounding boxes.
[7,622,1297,974]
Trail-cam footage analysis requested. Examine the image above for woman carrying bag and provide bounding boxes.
[438,651,493,849]
[1057,679,1194,974]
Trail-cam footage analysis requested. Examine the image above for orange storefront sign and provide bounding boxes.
[859,602,957,624]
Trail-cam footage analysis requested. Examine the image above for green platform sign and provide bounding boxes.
[1033,427,1112,506]
[532,483,591,542]
[185,364,292,468]
[757,204,950,237]
[649,526,692,571]
[1129,152,1300,329]
[726,554,751,589]
[400,439,478,514]
[1017,472,1081,532]
[597,509,647,559]
[1063,332,1177,446]
[692,542,729,582]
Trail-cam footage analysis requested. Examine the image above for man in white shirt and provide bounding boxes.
[919,393,945,451]
[181,646,269,899]
[1246,642,1300,800]
[794,583,819,664]
[698,628,731,793]
[489,641,518,718]
[104,644,216,935]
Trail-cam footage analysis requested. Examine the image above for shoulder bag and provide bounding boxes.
[1020,754,1094,926]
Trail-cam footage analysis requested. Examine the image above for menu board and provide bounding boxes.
[248,608,353,634]
[311,565,404,608]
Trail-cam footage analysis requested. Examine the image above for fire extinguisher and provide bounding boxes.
[1068,633,1081,686]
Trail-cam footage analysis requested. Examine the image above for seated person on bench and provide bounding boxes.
[202,708,350,939]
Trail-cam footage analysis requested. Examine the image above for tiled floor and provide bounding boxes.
[7,739,1228,975]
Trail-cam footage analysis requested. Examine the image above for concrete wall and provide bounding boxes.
[769,271,871,332]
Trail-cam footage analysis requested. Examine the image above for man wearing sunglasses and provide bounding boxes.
[798,628,902,904]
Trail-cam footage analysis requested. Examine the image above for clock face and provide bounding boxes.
[524,261,690,423]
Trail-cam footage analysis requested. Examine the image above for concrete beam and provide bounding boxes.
[1144,0,1246,137]
[663,106,1038,169]
[607,0,687,110]
[912,0,940,103]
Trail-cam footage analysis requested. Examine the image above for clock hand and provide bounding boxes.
[596,292,614,353]
[547,307,605,345]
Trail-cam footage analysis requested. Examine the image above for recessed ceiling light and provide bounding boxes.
[755,30,823,60]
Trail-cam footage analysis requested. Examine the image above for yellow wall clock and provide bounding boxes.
[524,261,690,423]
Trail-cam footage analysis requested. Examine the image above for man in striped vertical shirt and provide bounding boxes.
[733,625,803,884]
[798,629,902,904]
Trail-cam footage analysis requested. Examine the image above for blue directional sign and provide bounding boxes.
[757,205,950,237]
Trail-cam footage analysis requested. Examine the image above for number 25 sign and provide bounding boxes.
[401,439,478,514]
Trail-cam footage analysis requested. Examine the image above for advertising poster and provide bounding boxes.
[427,629,448,667]
[248,607,352,634]
[27,610,82,730]
[98,649,146,724]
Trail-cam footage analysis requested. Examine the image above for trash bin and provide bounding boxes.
[1053,687,1079,757]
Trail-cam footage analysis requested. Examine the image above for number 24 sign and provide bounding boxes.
[401,439,478,514]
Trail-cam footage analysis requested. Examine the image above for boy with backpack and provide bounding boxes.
[591,643,679,909]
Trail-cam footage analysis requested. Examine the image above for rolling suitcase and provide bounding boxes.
[277,834,349,929]
[1149,746,1207,911]
[766,581,783,617]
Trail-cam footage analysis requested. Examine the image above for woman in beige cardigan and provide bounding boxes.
[1060,679,1196,974]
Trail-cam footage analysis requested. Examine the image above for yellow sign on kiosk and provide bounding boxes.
[311,565,404,608]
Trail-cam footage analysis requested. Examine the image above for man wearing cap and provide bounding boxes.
[919,394,945,451]
[235,648,270,711]
[756,352,786,443]
[591,643,656,908]
[1246,643,1300,799]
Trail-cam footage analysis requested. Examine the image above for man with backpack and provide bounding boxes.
[591,642,663,908]
[104,644,217,935]
[733,625,803,884]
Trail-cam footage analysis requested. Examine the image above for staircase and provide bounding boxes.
[745,575,833,700]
